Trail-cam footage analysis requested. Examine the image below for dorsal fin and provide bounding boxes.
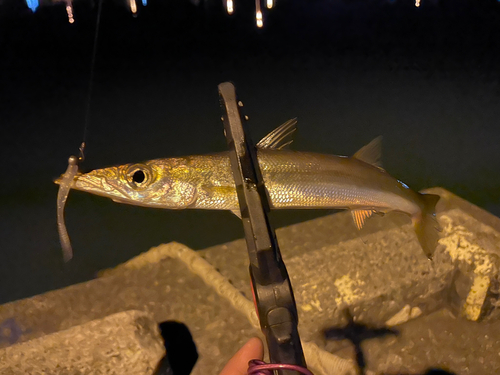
[353,136,383,168]
[257,118,298,150]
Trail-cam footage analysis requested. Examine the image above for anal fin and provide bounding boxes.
[351,209,375,230]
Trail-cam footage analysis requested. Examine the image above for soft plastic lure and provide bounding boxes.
[57,155,79,262]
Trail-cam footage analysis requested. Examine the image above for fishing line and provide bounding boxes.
[57,0,105,262]
[80,0,104,162]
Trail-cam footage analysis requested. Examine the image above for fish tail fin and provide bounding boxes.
[413,194,441,260]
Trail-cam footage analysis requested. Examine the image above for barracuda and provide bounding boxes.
[56,119,441,259]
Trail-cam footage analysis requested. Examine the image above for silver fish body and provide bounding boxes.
[70,151,420,213]
[57,122,440,258]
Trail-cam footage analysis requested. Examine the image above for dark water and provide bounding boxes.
[1,0,499,304]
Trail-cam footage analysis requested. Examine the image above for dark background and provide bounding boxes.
[1,0,499,304]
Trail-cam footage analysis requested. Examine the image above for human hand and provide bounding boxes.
[219,337,264,375]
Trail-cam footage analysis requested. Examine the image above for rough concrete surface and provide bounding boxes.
[361,308,500,375]
[0,188,499,375]
[0,310,165,375]
[0,244,260,375]
[198,188,500,373]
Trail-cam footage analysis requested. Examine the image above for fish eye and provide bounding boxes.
[132,170,145,183]
[125,164,154,190]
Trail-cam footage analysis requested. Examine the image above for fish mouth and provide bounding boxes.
[53,171,108,194]
[54,168,133,202]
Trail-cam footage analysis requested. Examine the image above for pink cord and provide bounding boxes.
[247,359,314,375]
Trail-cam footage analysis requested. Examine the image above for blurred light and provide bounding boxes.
[66,3,74,23]
[226,0,234,14]
[255,0,263,28]
[25,0,38,12]
[266,0,273,9]
[130,0,137,14]
[256,10,263,27]
[415,0,420,6]
[142,0,147,5]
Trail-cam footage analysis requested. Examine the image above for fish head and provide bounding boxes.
[55,160,198,209]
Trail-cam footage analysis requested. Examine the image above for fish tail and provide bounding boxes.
[413,194,441,260]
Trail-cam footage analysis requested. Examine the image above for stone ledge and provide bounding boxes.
[0,310,165,375]
[0,188,499,375]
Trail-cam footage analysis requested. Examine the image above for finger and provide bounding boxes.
[219,337,264,375]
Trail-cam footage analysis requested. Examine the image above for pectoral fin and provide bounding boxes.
[351,209,375,230]
[173,182,198,209]
[257,118,298,150]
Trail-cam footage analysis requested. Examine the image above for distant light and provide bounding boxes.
[142,0,147,5]
[130,0,137,14]
[415,0,420,6]
[66,3,75,23]
[266,0,273,9]
[26,0,38,12]
[256,10,263,27]
[255,0,263,28]
[226,0,234,14]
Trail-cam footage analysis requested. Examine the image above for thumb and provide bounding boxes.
[219,337,264,375]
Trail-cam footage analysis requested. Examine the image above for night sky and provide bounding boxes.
[1,0,499,304]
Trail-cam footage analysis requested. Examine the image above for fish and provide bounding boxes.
[55,119,441,259]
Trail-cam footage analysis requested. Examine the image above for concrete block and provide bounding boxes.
[0,188,499,375]
[362,308,500,374]
[0,310,165,375]
[0,244,260,375]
